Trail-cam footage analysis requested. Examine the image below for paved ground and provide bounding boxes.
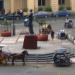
[0,63,75,75]
[0,34,75,54]
[0,18,75,75]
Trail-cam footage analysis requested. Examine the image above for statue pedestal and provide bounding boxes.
[23,34,37,49]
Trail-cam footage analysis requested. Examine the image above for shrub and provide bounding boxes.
[38,7,43,11]
[59,5,66,10]
[1,20,11,31]
[66,7,71,10]
[44,6,52,12]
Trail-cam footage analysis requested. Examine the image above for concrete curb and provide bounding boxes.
[67,34,75,44]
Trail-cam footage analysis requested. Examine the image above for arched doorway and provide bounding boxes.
[0,0,4,11]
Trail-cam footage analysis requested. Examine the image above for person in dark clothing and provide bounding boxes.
[51,30,54,40]
[28,9,34,34]
[1,8,5,15]
[47,24,52,34]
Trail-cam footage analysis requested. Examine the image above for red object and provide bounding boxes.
[37,34,48,41]
[1,32,11,37]
[23,34,37,49]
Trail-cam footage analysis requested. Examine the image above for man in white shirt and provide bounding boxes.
[65,17,70,23]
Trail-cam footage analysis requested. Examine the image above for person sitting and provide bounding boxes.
[39,24,52,34]
[59,30,67,39]
[68,19,73,28]
[64,18,73,28]
[65,17,70,24]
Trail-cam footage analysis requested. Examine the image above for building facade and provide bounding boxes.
[0,0,75,13]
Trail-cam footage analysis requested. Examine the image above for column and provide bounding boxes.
[4,0,11,13]
[65,0,70,8]
[50,0,59,11]
[22,0,27,9]
[70,0,75,12]
[34,0,38,11]
[27,0,35,12]
[45,0,51,6]
[10,0,15,12]
[11,0,24,13]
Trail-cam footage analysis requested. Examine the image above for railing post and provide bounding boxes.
[12,13,15,36]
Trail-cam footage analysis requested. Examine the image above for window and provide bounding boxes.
[42,0,45,6]
[38,0,45,6]
[38,0,41,6]
[0,0,3,11]
[59,0,65,5]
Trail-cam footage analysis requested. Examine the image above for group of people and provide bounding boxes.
[65,17,73,28]
[24,9,55,39]
[39,23,55,40]
[65,17,71,24]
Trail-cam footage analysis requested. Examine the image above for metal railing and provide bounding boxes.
[25,53,54,63]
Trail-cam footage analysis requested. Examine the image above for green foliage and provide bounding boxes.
[59,5,66,10]
[38,19,46,26]
[1,20,11,31]
[44,6,52,12]
[38,7,43,11]
[66,7,71,10]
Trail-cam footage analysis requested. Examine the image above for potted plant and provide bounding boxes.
[37,20,48,41]
[59,5,66,11]
[1,20,11,37]
[44,5,52,12]
[38,7,43,11]
[66,7,71,10]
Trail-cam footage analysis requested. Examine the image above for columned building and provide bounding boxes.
[0,0,75,13]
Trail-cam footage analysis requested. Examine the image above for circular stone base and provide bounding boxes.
[23,34,37,49]
[37,34,48,41]
[1,32,11,37]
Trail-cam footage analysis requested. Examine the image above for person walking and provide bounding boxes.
[28,9,34,34]
[51,30,55,40]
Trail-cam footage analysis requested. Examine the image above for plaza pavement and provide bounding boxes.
[1,33,75,63]
[0,20,75,75]
[0,34,75,55]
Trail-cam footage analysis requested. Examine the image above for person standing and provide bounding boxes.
[51,30,55,40]
[28,9,34,34]
[47,24,52,34]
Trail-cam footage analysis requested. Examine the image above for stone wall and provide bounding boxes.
[3,0,75,13]
[51,0,59,11]
[70,0,75,12]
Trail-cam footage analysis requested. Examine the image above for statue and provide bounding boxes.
[28,9,34,34]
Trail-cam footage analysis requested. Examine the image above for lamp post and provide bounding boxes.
[12,13,15,36]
